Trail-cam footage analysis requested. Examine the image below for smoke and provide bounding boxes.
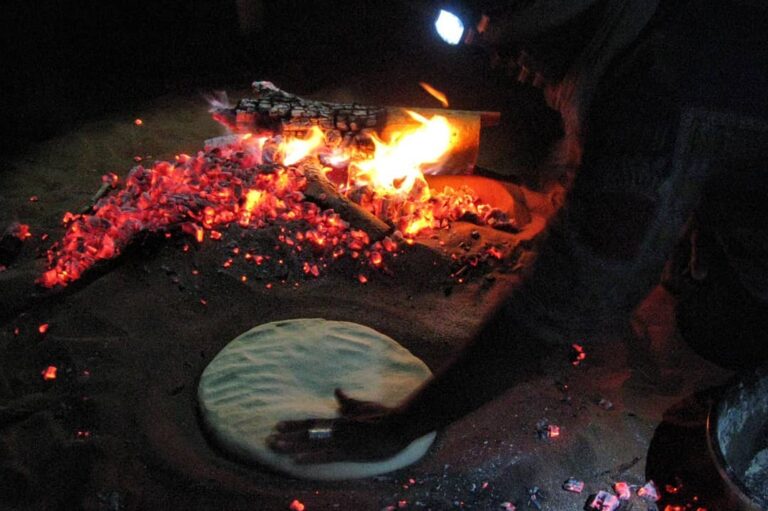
[203,90,233,113]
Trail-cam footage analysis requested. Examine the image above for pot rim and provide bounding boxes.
[705,370,768,511]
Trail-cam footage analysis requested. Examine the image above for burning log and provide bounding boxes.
[300,160,391,241]
[213,81,500,174]
[214,81,385,135]
[216,81,500,134]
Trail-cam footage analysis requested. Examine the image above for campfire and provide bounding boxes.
[39,82,520,289]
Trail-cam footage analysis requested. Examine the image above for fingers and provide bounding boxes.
[275,418,322,433]
[334,388,386,417]
[335,388,360,415]
[269,418,339,451]
[334,388,350,401]
[267,433,354,465]
[267,436,343,465]
[266,429,343,465]
[267,417,401,464]
[266,430,307,452]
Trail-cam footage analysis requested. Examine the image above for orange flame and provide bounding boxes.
[240,189,266,226]
[419,82,449,108]
[283,126,325,165]
[403,213,434,236]
[352,111,452,199]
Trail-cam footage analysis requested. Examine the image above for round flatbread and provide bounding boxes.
[198,318,436,480]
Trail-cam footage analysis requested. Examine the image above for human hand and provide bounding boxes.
[266,389,412,464]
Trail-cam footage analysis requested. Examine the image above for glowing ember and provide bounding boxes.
[289,500,305,511]
[487,246,503,260]
[614,482,631,500]
[571,343,587,366]
[41,365,57,381]
[40,107,508,288]
[12,223,33,240]
[240,189,265,226]
[103,172,119,187]
[38,323,49,334]
[638,481,660,501]
[134,118,143,126]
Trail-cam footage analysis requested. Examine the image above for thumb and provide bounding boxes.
[334,388,358,416]
[335,388,390,418]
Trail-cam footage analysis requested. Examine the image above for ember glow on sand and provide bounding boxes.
[40,107,509,288]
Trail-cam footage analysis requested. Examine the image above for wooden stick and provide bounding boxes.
[78,181,112,214]
[300,160,391,241]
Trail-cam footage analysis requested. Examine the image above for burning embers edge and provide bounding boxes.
[38,109,520,290]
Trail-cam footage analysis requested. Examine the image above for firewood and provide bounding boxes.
[300,160,391,241]
[213,81,500,175]
[213,81,385,135]
[78,181,112,214]
[214,82,500,161]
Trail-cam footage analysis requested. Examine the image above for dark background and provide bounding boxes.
[0,0,559,170]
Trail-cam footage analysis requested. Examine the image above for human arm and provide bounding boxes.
[267,299,544,462]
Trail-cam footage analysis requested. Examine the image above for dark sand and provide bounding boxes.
[0,88,735,511]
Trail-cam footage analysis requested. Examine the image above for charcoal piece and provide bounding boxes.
[301,160,391,241]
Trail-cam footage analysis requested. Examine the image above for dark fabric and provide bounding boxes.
[394,0,768,431]
[509,0,768,342]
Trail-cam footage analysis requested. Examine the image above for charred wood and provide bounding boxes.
[78,181,112,214]
[215,81,499,136]
[300,160,391,241]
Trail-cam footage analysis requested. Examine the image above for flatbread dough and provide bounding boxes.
[198,318,437,480]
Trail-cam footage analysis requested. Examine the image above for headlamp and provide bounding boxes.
[435,9,465,45]
[434,4,489,46]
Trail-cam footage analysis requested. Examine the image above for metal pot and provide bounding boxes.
[707,364,768,510]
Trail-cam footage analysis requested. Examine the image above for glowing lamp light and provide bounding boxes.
[435,9,464,45]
